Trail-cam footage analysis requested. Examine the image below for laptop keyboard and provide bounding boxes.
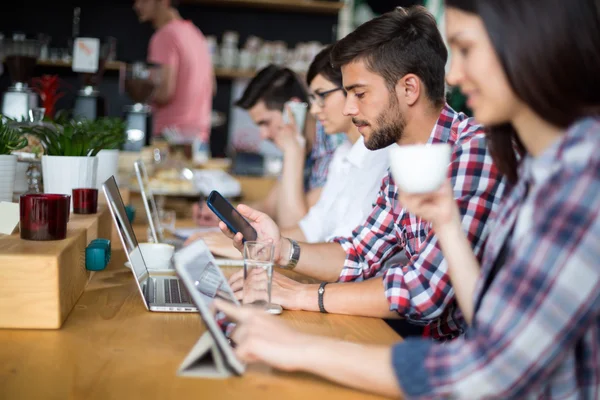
[163,279,191,304]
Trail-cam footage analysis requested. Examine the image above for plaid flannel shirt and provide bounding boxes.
[393,117,600,399]
[304,122,346,192]
[333,105,506,340]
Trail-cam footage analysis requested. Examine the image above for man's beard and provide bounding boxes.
[360,94,406,150]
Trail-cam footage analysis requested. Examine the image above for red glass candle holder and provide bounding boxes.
[72,188,98,215]
[20,194,71,241]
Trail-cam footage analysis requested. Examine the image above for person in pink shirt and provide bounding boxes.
[133,0,213,143]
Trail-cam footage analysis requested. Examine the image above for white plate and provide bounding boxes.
[124,261,174,273]
[215,259,244,267]
[124,259,241,270]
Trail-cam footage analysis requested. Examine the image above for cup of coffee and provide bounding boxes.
[20,194,71,241]
[389,143,451,194]
[72,188,99,214]
[138,242,175,270]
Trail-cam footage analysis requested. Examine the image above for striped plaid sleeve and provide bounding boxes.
[215,310,236,337]
[382,133,504,321]
[332,171,403,282]
[307,126,345,191]
[393,161,600,399]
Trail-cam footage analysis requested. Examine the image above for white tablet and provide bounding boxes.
[174,240,245,375]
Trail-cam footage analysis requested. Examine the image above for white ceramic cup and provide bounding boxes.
[389,143,451,193]
[138,242,175,270]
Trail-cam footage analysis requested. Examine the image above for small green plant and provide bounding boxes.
[52,109,72,126]
[89,117,127,150]
[0,119,27,155]
[23,119,126,157]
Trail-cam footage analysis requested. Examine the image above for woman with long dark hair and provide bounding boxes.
[214,1,600,398]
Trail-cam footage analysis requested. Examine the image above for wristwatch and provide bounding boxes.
[318,282,328,313]
[283,238,300,270]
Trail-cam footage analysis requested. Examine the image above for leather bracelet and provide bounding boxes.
[318,282,328,313]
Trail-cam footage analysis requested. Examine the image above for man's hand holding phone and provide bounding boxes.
[274,102,307,154]
[218,204,287,266]
[206,191,289,265]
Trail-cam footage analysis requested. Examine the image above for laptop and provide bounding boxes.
[134,159,185,249]
[174,240,245,376]
[102,176,196,313]
[134,159,245,267]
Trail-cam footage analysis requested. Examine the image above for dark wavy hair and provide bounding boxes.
[446,0,600,183]
[306,44,343,87]
[330,6,448,107]
[234,65,308,111]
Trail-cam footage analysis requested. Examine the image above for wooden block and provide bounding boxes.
[70,207,112,244]
[0,207,112,329]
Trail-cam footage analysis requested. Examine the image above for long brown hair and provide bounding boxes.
[446,0,600,183]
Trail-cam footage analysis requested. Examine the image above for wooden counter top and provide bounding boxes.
[0,207,113,329]
[0,223,401,399]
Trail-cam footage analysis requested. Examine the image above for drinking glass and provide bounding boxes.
[243,241,274,310]
[72,188,98,214]
[158,209,176,233]
[146,209,176,242]
[20,194,70,240]
[28,107,45,123]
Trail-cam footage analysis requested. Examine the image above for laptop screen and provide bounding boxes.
[134,160,163,243]
[102,176,149,282]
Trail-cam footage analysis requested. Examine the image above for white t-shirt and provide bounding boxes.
[298,137,391,243]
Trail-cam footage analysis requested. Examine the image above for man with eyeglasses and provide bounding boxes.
[189,65,345,232]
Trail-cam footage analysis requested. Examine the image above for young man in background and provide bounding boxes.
[133,0,214,144]
[188,66,345,256]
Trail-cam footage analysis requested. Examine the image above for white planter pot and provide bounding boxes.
[0,154,17,202]
[96,149,120,189]
[42,156,98,208]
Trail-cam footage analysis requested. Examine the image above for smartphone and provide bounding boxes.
[206,190,258,242]
[283,101,308,134]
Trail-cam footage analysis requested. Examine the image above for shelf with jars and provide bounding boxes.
[207,32,322,79]
[36,60,260,80]
[37,59,122,71]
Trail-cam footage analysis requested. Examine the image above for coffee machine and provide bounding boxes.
[121,62,160,151]
[73,43,108,121]
[1,34,40,121]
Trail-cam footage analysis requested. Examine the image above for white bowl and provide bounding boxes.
[138,243,175,270]
[389,143,451,193]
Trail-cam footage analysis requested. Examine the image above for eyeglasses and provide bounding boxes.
[308,87,345,107]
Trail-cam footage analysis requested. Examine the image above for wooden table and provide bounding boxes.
[0,227,401,399]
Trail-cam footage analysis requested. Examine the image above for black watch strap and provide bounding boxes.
[318,282,328,313]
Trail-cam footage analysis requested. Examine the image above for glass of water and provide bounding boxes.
[146,209,176,242]
[243,241,274,310]
[158,209,176,234]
